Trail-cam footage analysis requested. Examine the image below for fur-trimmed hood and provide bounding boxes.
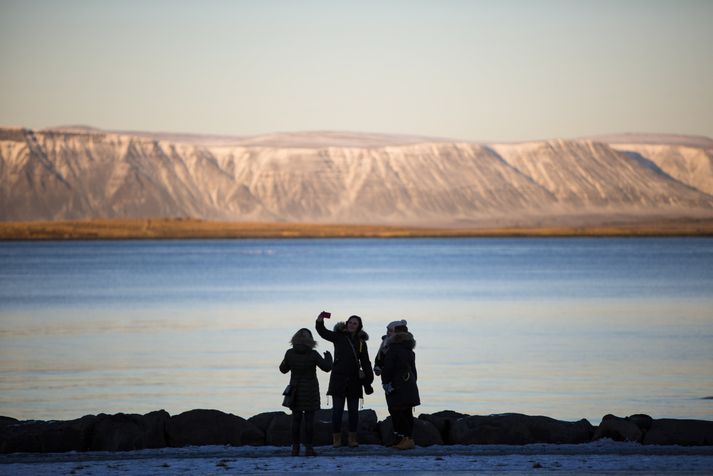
[333,321,369,341]
[386,331,415,350]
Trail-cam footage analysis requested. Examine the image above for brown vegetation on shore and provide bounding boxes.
[2,218,713,240]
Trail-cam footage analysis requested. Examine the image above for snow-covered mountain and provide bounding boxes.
[1,127,712,226]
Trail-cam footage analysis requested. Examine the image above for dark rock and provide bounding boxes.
[643,418,713,446]
[628,414,653,433]
[449,413,594,445]
[0,415,96,454]
[89,410,169,451]
[354,409,381,445]
[247,411,285,444]
[166,409,263,447]
[419,411,469,444]
[593,414,643,442]
[379,416,443,447]
[378,417,396,447]
[0,417,19,428]
[264,413,293,446]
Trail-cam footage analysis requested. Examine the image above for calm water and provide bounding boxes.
[1,238,712,424]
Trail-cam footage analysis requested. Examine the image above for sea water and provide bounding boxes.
[1,238,712,423]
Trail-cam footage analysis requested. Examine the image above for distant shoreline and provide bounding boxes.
[2,218,713,240]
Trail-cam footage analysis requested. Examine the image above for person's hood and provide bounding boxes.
[388,331,415,350]
[333,321,369,341]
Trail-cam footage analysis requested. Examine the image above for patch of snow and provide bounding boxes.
[2,442,712,475]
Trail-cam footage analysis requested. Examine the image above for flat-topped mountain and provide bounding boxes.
[1,127,712,226]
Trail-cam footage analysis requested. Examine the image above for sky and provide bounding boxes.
[1,0,712,142]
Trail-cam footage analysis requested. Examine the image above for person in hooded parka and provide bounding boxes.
[380,321,420,450]
[279,328,332,456]
[315,311,374,448]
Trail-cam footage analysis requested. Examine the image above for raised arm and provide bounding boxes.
[314,350,333,372]
[315,314,336,342]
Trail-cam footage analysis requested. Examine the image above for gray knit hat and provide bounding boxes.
[387,319,407,331]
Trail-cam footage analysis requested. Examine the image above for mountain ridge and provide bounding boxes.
[2,126,712,226]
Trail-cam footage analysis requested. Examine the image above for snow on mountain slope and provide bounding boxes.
[2,127,712,225]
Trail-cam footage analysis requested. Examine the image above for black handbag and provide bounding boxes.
[282,384,295,408]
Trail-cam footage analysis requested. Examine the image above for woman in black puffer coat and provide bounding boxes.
[380,321,420,450]
[315,311,374,448]
[279,328,332,456]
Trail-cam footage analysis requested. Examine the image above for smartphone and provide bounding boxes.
[321,311,331,319]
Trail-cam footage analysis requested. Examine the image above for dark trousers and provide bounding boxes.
[291,410,315,445]
[389,406,414,438]
[331,395,359,432]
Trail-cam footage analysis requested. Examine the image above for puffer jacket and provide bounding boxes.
[279,344,332,411]
[316,319,374,398]
[380,331,420,410]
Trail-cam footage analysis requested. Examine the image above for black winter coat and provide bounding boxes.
[380,332,420,409]
[316,319,374,398]
[279,344,332,411]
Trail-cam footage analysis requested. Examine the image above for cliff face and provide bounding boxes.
[1,127,712,225]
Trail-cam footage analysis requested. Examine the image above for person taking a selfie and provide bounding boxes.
[315,310,374,448]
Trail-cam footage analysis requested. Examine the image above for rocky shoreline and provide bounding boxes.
[2,409,712,454]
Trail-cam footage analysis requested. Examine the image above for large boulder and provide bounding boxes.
[0,415,96,453]
[264,413,293,446]
[248,411,286,445]
[354,409,381,445]
[166,409,263,447]
[378,416,442,447]
[0,417,19,428]
[89,410,169,451]
[593,414,643,442]
[450,413,594,445]
[643,419,713,446]
[418,411,469,444]
[628,414,654,433]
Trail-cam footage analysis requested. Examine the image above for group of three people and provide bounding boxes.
[279,311,420,456]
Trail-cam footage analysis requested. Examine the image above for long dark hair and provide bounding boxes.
[291,328,316,348]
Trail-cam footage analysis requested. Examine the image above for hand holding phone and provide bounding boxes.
[319,311,331,320]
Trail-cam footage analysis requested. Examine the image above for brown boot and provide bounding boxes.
[291,443,300,456]
[348,432,359,448]
[332,432,342,448]
[304,445,316,457]
[394,436,415,450]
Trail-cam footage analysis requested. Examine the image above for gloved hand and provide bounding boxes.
[383,382,394,395]
[373,365,381,376]
[324,350,333,362]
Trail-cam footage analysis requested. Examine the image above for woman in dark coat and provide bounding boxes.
[380,321,420,450]
[279,328,332,456]
[315,311,374,448]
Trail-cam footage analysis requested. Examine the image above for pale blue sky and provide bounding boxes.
[1,0,711,141]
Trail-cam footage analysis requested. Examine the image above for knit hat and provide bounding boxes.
[387,319,407,331]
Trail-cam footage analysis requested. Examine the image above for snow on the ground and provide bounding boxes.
[1,441,712,475]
